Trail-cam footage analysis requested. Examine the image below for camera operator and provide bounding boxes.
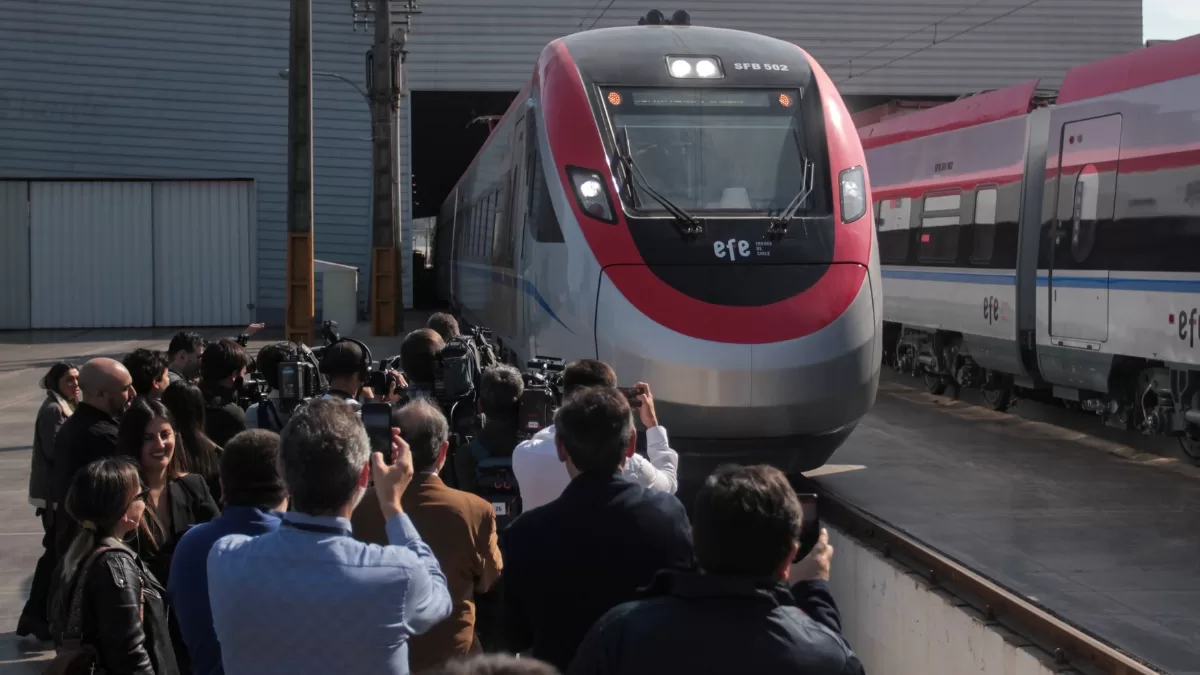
[318,340,372,411]
[427,313,461,342]
[457,364,523,495]
[245,341,303,431]
[400,328,446,400]
[511,360,678,512]
[200,338,252,447]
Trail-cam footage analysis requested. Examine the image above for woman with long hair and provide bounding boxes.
[161,381,223,504]
[17,362,80,642]
[116,397,219,588]
[47,457,180,675]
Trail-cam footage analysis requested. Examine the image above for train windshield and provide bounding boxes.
[603,87,818,216]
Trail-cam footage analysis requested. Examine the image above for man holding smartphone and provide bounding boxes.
[208,399,452,675]
[511,359,679,512]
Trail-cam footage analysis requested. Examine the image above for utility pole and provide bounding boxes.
[354,0,418,336]
[285,0,315,345]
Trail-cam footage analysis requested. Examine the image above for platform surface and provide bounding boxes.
[814,376,1200,675]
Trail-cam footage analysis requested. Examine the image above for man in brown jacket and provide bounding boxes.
[352,399,504,671]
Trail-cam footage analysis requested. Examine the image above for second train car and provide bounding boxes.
[433,12,881,473]
[863,34,1200,461]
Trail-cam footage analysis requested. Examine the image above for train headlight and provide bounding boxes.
[567,166,617,224]
[666,56,724,79]
[839,165,867,224]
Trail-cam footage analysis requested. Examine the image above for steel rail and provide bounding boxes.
[816,490,1164,675]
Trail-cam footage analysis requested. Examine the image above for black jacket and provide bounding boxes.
[567,571,865,675]
[200,383,246,448]
[500,471,695,672]
[137,474,221,588]
[57,539,180,675]
[52,402,119,504]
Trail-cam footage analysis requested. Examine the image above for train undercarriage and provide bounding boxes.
[882,323,1200,464]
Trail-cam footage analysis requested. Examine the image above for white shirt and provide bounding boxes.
[511,424,679,512]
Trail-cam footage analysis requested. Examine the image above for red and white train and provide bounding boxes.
[433,11,881,473]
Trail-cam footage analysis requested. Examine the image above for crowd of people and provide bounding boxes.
[16,315,866,675]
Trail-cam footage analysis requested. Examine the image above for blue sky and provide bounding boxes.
[1144,0,1200,40]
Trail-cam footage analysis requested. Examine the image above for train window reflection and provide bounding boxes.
[606,88,820,215]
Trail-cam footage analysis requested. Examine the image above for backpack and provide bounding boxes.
[434,336,481,403]
[255,399,285,431]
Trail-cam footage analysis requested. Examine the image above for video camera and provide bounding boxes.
[517,356,564,441]
[235,372,271,410]
[277,342,325,413]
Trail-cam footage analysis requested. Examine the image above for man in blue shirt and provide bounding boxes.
[168,429,288,675]
[207,398,453,675]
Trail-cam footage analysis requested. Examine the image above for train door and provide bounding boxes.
[1048,115,1120,346]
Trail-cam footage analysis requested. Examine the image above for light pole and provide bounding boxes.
[279,67,374,323]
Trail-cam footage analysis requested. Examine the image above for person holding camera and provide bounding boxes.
[245,341,303,431]
[456,364,523,495]
[208,399,452,675]
[511,360,678,512]
[319,340,373,410]
[198,338,252,447]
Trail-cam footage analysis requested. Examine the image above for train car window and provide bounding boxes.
[877,197,911,263]
[530,161,565,244]
[917,191,961,264]
[971,187,998,264]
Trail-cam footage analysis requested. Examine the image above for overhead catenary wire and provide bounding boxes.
[836,0,1045,83]
[584,0,619,32]
[826,0,991,71]
[575,0,607,32]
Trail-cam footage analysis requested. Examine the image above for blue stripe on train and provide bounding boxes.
[455,264,575,335]
[882,269,1200,293]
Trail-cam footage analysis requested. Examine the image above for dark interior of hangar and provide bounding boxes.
[410,91,519,220]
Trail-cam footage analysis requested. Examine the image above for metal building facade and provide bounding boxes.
[0,0,1142,329]
[0,0,374,329]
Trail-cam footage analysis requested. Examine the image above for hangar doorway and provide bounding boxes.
[409,91,517,308]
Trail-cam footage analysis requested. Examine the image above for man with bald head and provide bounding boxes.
[52,357,135,552]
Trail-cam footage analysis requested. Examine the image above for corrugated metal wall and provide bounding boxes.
[153,181,255,327]
[30,182,155,329]
[0,182,30,329]
[0,0,374,325]
[399,0,1143,94]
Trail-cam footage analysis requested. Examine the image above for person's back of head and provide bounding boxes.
[279,398,370,515]
[320,340,367,383]
[201,338,250,389]
[693,464,803,580]
[554,386,634,475]
[220,429,287,511]
[427,312,461,342]
[123,348,170,399]
[393,399,449,474]
[561,359,617,398]
[400,328,445,386]
[257,341,302,391]
[431,654,560,675]
[479,364,523,417]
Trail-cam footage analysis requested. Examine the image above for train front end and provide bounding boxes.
[540,24,880,473]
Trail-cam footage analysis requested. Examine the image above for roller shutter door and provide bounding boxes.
[26,180,254,329]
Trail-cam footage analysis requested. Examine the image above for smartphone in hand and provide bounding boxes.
[361,403,394,464]
[793,493,820,562]
[618,385,644,409]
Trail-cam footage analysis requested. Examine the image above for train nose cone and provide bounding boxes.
[594,265,879,442]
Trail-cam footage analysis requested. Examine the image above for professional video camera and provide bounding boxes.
[309,320,342,360]
[433,325,492,405]
[517,355,564,442]
[234,372,271,410]
[277,342,325,413]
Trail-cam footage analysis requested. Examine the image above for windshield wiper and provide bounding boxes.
[767,156,815,238]
[616,132,703,239]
